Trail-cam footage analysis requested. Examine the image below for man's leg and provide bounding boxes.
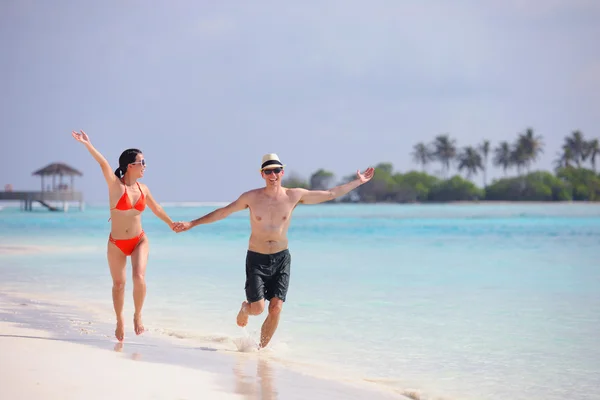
[239,250,267,327]
[258,250,290,348]
[237,299,265,327]
[259,297,283,348]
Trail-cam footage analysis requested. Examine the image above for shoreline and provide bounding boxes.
[0,290,409,400]
[1,200,599,210]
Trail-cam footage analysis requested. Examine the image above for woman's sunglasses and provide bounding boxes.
[130,159,146,167]
[263,167,283,175]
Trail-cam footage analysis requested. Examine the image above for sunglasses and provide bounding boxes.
[263,167,283,175]
[130,159,146,167]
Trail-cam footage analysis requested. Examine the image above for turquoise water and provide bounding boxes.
[1,203,599,400]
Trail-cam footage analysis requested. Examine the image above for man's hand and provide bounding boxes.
[356,167,375,184]
[172,221,193,233]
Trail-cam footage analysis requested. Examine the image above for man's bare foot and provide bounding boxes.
[115,315,125,342]
[133,313,145,335]
[236,301,249,327]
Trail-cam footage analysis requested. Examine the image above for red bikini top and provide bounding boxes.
[111,181,146,212]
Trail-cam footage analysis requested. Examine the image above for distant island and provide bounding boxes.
[283,129,600,202]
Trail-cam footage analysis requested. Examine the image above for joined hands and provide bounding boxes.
[171,221,192,233]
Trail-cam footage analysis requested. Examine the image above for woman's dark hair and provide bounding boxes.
[114,148,142,178]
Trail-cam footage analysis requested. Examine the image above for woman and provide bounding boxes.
[72,130,176,342]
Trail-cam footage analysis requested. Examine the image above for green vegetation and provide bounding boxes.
[282,129,600,202]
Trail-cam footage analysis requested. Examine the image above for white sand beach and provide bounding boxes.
[0,293,408,400]
[0,321,245,400]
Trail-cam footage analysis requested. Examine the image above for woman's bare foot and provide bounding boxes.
[133,313,145,335]
[115,315,125,342]
[236,301,249,327]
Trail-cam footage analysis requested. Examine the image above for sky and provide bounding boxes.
[1,0,599,203]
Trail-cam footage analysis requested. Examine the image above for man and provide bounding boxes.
[173,154,374,348]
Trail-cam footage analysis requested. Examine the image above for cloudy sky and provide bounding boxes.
[1,0,599,203]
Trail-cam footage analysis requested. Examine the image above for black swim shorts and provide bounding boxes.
[245,249,291,303]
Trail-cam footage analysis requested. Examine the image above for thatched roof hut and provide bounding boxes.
[32,162,83,191]
[32,162,83,177]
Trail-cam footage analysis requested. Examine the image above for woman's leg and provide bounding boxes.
[107,240,127,341]
[131,236,149,335]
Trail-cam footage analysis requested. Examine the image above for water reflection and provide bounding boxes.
[234,355,278,400]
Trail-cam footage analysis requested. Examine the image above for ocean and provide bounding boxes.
[1,202,599,400]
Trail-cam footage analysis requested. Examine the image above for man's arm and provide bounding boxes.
[174,193,250,232]
[298,167,375,205]
[191,195,249,227]
[144,185,175,229]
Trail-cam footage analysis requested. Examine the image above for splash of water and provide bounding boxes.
[232,327,260,352]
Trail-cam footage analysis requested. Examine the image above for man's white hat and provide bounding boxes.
[260,153,285,170]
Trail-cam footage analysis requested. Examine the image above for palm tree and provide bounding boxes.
[554,145,575,170]
[510,144,528,176]
[432,134,457,178]
[479,140,490,187]
[585,138,599,171]
[411,142,433,172]
[515,128,543,172]
[457,146,483,180]
[493,141,512,176]
[564,131,587,167]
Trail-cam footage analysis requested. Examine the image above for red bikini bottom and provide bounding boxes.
[109,231,145,256]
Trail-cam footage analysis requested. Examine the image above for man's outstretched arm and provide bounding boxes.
[174,194,249,232]
[298,167,374,205]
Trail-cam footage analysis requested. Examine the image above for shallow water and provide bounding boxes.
[1,203,599,400]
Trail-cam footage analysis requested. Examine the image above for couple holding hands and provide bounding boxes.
[72,130,374,346]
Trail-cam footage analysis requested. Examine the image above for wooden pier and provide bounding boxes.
[1,162,85,212]
[0,190,84,211]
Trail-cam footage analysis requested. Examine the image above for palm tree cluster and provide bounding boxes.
[554,131,599,171]
[412,134,490,182]
[411,129,598,186]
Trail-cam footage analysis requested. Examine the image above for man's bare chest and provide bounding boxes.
[249,200,295,222]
